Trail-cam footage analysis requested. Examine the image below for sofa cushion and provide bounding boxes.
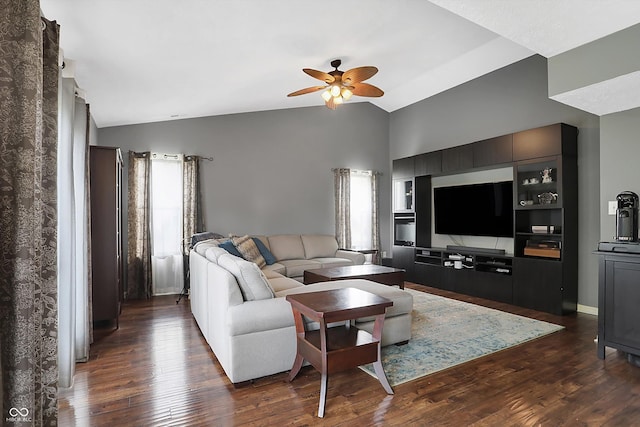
[267,235,306,261]
[218,254,274,301]
[232,235,266,268]
[219,240,244,258]
[268,276,303,292]
[193,239,221,255]
[262,263,286,275]
[252,237,277,265]
[204,247,229,263]
[311,257,354,269]
[301,235,339,259]
[278,259,322,278]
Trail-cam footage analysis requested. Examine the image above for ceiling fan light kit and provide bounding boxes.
[287,59,383,110]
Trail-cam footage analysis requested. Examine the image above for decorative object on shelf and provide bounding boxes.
[538,192,558,204]
[532,225,555,234]
[287,59,384,110]
[541,167,553,183]
[519,200,534,206]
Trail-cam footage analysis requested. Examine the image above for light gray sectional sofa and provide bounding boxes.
[189,234,413,385]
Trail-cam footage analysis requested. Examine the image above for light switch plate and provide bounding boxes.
[608,201,617,215]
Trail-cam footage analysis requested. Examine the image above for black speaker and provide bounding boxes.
[616,191,639,242]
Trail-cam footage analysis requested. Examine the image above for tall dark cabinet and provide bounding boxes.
[512,124,578,314]
[392,123,578,315]
[90,146,123,326]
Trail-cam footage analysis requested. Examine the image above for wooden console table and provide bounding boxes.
[286,288,394,418]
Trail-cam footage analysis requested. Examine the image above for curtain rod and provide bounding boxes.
[331,168,382,176]
[133,151,213,162]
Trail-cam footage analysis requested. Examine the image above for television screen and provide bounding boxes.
[434,181,513,237]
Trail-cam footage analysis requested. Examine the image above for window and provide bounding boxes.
[150,155,184,295]
[350,170,373,250]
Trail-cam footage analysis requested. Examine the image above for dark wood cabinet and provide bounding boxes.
[90,146,123,326]
[441,144,473,173]
[414,176,431,248]
[414,151,442,176]
[391,122,578,314]
[392,246,415,282]
[597,252,640,359]
[473,134,513,168]
[392,157,414,179]
[513,123,577,161]
[512,258,564,314]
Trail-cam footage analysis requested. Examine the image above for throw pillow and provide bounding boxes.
[219,240,244,258]
[232,235,266,268]
[218,254,274,301]
[251,237,277,265]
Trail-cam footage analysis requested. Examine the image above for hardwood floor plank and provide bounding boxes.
[59,285,640,426]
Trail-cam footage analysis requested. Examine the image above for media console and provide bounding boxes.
[415,247,514,303]
[392,123,578,315]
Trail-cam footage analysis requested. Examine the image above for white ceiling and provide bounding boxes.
[40,0,640,128]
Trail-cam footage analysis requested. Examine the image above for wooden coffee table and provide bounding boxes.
[286,288,394,418]
[304,264,405,289]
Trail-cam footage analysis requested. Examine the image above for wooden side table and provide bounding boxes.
[286,287,394,418]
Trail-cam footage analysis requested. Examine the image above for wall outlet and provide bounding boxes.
[382,251,387,258]
[608,201,617,215]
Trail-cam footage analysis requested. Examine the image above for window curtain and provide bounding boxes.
[127,152,152,299]
[0,5,60,424]
[333,168,351,249]
[57,79,93,387]
[183,155,204,254]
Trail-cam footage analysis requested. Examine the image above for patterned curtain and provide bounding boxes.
[127,152,152,299]
[183,155,204,254]
[0,4,60,423]
[371,172,382,264]
[333,168,351,249]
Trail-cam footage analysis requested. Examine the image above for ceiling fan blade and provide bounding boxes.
[303,68,335,83]
[342,66,378,85]
[351,82,384,97]
[325,97,338,110]
[287,86,327,97]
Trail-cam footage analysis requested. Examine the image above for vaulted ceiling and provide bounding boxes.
[40,1,640,128]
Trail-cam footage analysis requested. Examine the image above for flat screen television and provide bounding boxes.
[434,181,513,237]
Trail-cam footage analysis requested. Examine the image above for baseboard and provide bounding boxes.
[577,304,598,316]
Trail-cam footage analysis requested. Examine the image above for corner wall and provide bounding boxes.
[389,55,601,309]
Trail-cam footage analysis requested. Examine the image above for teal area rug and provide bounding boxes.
[361,288,564,386]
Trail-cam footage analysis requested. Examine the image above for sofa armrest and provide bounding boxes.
[335,249,366,265]
[227,297,295,336]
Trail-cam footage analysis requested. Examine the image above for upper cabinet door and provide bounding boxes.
[414,151,442,177]
[441,144,473,173]
[513,123,577,161]
[473,134,513,168]
[392,157,415,179]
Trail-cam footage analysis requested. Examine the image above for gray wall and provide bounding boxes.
[98,102,392,251]
[600,106,640,240]
[389,55,601,309]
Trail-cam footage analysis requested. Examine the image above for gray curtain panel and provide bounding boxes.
[0,4,60,424]
[183,155,203,255]
[333,168,351,249]
[127,151,152,299]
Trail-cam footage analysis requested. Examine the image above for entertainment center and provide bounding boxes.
[392,123,578,315]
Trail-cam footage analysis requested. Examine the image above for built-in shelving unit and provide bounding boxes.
[392,123,578,315]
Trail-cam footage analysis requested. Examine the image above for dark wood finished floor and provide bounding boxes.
[60,283,640,426]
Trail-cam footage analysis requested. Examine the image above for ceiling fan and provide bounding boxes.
[287,59,384,110]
